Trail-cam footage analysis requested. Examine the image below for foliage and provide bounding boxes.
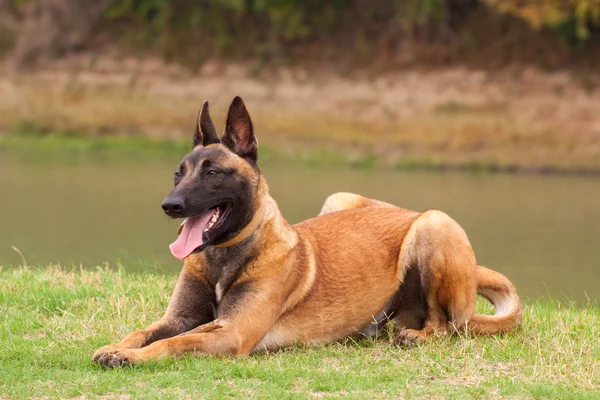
[0,0,470,68]
[486,0,600,40]
[101,0,456,67]
[2,1,600,68]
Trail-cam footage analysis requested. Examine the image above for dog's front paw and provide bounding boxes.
[95,351,131,368]
[94,349,140,368]
[93,346,140,367]
[93,344,122,362]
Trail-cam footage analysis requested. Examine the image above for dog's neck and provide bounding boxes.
[196,176,296,291]
[212,175,293,250]
[215,200,267,248]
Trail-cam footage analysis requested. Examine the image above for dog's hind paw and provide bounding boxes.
[394,329,427,348]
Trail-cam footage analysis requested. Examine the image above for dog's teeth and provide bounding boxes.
[203,210,221,233]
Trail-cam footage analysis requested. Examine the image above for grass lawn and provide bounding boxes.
[4,132,600,175]
[0,133,387,171]
[1,265,598,399]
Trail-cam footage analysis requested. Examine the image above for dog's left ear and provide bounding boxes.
[193,101,220,147]
[221,96,257,162]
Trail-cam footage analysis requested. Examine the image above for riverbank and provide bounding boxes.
[3,132,600,175]
[0,265,598,398]
[1,58,600,173]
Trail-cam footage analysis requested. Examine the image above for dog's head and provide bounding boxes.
[162,96,261,259]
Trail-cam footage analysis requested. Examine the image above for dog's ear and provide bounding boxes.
[193,101,220,147]
[221,96,257,162]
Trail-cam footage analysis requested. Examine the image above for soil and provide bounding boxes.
[1,54,599,171]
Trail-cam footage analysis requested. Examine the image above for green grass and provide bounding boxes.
[4,132,599,175]
[1,266,598,399]
[0,132,191,164]
[0,132,390,170]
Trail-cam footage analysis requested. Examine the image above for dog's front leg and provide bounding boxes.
[97,280,283,366]
[93,266,215,366]
[96,320,242,366]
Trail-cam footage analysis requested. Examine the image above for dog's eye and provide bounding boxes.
[206,170,217,176]
[174,171,182,178]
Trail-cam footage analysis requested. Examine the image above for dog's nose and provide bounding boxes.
[162,197,185,215]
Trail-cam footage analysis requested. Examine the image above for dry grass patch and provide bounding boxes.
[1,60,600,171]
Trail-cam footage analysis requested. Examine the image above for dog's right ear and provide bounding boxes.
[193,101,220,147]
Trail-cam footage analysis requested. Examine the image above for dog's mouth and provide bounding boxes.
[169,203,231,260]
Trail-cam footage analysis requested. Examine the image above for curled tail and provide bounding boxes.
[469,265,523,334]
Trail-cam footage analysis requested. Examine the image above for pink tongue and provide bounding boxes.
[169,210,216,260]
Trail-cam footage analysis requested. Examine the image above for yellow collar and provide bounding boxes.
[176,202,266,249]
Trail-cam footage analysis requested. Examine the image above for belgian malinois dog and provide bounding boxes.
[93,96,522,367]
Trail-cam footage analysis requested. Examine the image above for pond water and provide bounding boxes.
[1,158,599,302]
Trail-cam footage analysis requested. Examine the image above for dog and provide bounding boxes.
[93,96,522,367]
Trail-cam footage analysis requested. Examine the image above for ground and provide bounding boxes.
[0,265,598,399]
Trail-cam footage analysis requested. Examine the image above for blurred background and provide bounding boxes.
[0,0,599,302]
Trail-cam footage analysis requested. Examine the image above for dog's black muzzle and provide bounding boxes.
[162,196,186,218]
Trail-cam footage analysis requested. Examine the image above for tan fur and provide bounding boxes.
[321,192,522,343]
[93,124,521,367]
[93,185,522,366]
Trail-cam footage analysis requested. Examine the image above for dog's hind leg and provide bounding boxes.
[318,192,395,216]
[394,210,478,347]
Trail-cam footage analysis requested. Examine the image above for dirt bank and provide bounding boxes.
[1,55,599,171]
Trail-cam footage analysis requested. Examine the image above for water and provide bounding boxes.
[1,158,599,302]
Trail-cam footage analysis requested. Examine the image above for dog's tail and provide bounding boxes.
[468,265,522,334]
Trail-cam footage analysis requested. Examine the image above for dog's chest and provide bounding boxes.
[215,281,225,304]
[210,266,238,306]
[204,247,255,306]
